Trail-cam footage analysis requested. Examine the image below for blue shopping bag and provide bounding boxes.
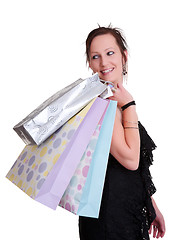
[77,100,117,218]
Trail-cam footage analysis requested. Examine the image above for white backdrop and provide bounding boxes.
[0,0,176,239]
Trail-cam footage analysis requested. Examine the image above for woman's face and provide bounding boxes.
[89,33,126,86]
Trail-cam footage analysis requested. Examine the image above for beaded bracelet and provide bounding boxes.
[121,101,136,111]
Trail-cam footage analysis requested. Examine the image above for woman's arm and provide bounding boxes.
[149,197,166,238]
[109,84,140,170]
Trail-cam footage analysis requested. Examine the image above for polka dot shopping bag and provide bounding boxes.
[59,114,103,214]
[59,100,117,218]
[6,97,109,210]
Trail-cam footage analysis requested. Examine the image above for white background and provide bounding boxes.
[0,0,176,239]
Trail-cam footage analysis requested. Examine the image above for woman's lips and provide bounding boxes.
[101,68,114,75]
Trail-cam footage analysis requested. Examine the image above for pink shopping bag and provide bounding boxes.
[35,97,109,209]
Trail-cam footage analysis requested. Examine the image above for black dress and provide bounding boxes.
[79,122,157,240]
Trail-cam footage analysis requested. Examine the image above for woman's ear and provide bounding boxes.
[124,50,128,64]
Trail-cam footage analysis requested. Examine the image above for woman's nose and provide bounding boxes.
[100,56,107,67]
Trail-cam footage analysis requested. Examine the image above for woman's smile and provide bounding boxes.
[100,67,114,75]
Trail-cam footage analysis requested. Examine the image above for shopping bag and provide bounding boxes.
[13,73,107,145]
[6,98,109,210]
[59,109,106,214]
[77,100,117,218]
[35,97,109,210]
[6,99,95,201]
[59,101,117,218]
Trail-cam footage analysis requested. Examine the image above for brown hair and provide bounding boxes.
[86,25,128,63]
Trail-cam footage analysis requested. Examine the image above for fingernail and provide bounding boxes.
[111,87,116,93]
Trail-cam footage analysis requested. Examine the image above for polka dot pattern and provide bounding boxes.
[21,151,27,161]
[59,124,101,214]
[6,107,89,199]
[28,156,35,166]
[53,138,61,148]
[38,162,47,173]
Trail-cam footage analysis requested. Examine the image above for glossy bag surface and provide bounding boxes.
[13,74,107,145]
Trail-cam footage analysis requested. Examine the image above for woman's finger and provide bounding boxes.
[153,225,158,238]
[108,96,117,101]
[117,82,122,88]
[156,229,161,238]
[161,228,166,238]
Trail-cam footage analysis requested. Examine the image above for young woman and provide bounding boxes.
[79,26,166,240]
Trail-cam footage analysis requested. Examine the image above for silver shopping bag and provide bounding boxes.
[13,74,108,145]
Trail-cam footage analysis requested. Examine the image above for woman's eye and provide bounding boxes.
[92,55,99,59]
[107,51,114,56]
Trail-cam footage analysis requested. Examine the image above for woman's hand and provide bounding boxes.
[109,83,134,108]
[149,198,166,238]
[149,212,165,238]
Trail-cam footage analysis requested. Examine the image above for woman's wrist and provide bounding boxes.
[121,101,136,111]
[122,103,138,129]
[151,197,159,213]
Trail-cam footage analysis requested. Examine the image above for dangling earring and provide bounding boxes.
[122,64,127,75]
[122,63,128,84]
